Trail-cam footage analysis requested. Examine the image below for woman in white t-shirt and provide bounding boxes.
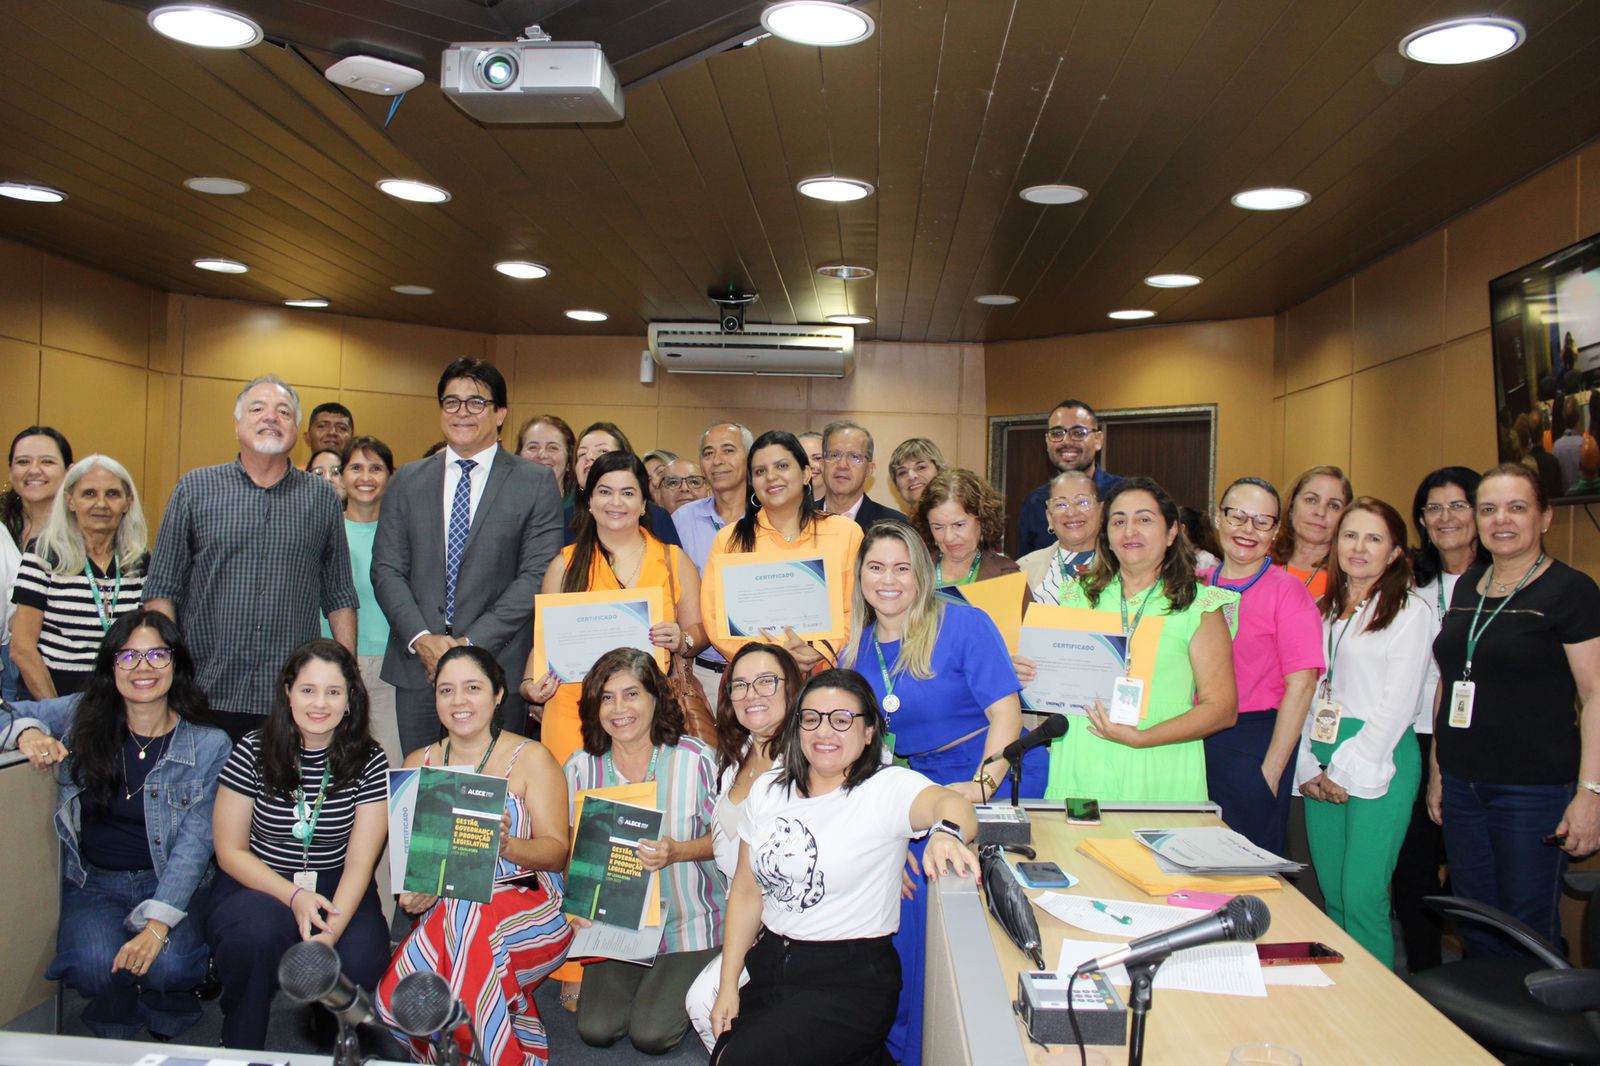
[709,669,978,1066]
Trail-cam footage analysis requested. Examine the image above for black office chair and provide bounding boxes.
[1406,873,1600,1063]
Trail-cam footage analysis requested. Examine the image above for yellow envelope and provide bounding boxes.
[941,572,1028,650]
[572,781,663,927]
[1020,602,1164,720]
[714,547,847,643]
[532,586,668,681]
[1076,837,1281,895]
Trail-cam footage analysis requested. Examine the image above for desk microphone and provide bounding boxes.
[278,939,375,1026]
[1075,895,1270,975]
[392,970,471,1066]
[984,714,1069,767]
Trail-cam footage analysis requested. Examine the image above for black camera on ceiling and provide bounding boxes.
[710,288,758,333]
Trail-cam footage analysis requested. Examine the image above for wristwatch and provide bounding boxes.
[929,819,967,844]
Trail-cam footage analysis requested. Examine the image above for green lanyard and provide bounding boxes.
[1323,603,1363,698]
[604,745,660,786]
[937,553,982,586]
[293,761,331,868]
[1118,581,1159,672]
[873,637,903,714]
[1463,553,1545,680]
[83,558,122,632]
[444,735,497,774]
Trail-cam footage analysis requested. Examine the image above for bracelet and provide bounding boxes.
[143,926,169,948]
[973,770,996,801]
[1582,780,1600,796]
[289,887,304,909]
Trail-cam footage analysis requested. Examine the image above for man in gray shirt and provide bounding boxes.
[146,375,357,741]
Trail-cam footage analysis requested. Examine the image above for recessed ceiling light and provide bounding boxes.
[815,263,875,280]
[760,2,876,47]
[1231,186,1311,211]
[1019,184,1088,205]
[797,177,874,202]
[494,260,550,280]
[1144,273,1203,288]
[566,309,608,322]
[1400,17,1524,65]
[148,5,263,49]
[0,182,66,203]
[1108,309,1156,321]
[184,176,250,195]
[391,284,433,296]
[377,178,451,204]
[974,294,1019,306]
[826,314,873,325]
[193,257,247,273]
[284,297,329,308]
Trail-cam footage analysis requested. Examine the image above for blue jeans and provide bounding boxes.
[0,642,28,702]
[47,866,208,1039]
[1439,769,1574,959]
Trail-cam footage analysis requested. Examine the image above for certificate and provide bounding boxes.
[532,587,667,682]
[936,571,1028,650]
[716,550,845,642]
[1018,603,1162,719]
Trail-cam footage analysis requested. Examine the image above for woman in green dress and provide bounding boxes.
[1046,477,1240,802]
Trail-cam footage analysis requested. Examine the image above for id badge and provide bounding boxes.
[1108,676,1144,726]
[293,869,318,892]
[1310,699,1342,744]
[1448,681,1476,729]
[884,731,909,769]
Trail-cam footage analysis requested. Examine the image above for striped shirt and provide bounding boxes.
[564,735,724,953]
[12,551,147,674]
[218,731,388,874]
[145,460,357,714]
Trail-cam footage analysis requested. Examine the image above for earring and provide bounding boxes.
[751,492,761,508]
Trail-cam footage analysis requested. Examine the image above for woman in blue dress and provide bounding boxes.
[840,520,1036,1065]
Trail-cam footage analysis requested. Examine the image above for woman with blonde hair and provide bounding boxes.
[12,455,149,698]
[1271,465,1353,598]
[887,438,946,512]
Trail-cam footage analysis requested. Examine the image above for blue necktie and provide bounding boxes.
[444,458,477,630]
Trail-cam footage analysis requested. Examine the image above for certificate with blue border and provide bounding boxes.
[1017,626,1127,715]
[532,587,667,682]
[717,551,845,641]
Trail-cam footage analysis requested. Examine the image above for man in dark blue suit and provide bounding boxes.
[819,420,908,529]
[1016,398,1120,556]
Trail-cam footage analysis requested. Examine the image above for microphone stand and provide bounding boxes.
[1008,755,1023,808]
[1125,957,1163,1066]
[331,1014,363,1066]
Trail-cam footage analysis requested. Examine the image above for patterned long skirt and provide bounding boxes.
[377,876,574,1066]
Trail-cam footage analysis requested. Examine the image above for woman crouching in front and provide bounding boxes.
[207,639,391,1049]
[376,645,573,1066]
[710,669,979,1066]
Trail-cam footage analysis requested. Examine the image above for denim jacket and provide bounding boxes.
[1,695,232,930]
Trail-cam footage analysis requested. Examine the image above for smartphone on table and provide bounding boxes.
[1014,861,1076,889]
[1256,941,1345,966]
[1064,797,1101,826]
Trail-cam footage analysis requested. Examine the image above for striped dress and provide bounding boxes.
[377,741,574,1066]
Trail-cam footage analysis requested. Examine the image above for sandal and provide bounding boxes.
[559,982,581,1012]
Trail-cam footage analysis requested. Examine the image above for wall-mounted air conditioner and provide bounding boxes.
[646,322,854,377]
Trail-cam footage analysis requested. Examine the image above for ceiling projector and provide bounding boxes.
[440,37,623,124]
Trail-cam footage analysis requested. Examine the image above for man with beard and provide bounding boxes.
[146,375,357,741]
[1015,399,1121,556]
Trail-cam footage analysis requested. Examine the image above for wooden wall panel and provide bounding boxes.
[1581,141,1600,238]
[0,339,41,429]
[1438,331,1498,474]
[176,376,250,475]
[41,256,149,368]
[810,343,966,416]
[1283,280,1354,393]
[1350,348,1444,511]
[0,240,42,344]
[659,369,810,413]
[343,317,488,396]
[1281,378,1352,481]
[39,351,148,487]
[341,392,451,470]
[180,298,342,387]
[1353,231,1445,372]
[511,336,655,408]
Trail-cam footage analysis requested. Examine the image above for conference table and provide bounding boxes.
[925,806,1499,1066]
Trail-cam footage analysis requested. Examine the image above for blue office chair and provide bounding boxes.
[1406,873,1600,1063]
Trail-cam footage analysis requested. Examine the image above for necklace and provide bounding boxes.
[121,729,173,800]
[608,539,646,587]
[1489,558,1539,593]
[127,711,174,760]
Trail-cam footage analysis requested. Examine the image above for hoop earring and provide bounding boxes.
[751,492,761,509]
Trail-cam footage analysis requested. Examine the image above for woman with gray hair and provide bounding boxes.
[10,455,148,697]
[1017,469,1102,603]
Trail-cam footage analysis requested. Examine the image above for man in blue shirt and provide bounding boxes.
[673,422,753,694]
[1015,399,1120,556]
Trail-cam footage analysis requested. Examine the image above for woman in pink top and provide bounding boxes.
[1201,477,1326,852]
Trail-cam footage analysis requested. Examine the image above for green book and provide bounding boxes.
[401,767,508,904]
[564,796,664,930]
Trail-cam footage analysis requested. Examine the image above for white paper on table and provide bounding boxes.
[1260,964,1336,987]
[1055,937,1267,998]
[1034,892,1198,937]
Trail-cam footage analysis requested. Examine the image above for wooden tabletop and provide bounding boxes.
[983,810,1497,1066]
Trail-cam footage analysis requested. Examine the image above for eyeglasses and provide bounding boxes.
[1049,495,1096,514]
[824,450,868,466]
[1046,426,1095,443]
[1219,506,1280,531]
[115,647,174,671]
[661,475,707,491]
[440,396,492,415]
[1422,500,1474,517]
[799,708,868,732]
[728,673,782,699]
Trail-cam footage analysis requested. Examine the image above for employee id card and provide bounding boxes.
[293,870,318,891]
[1310,699,1342,744]
[1448,680,1475,728]
[1108,676,1144,726]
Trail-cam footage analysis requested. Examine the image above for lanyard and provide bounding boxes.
[937,553,982,586]
[1463,553,1545,680]
[604,745,660,787]
[1323,603,1364,697]
[873,636,902,713]
[83,558,122,632]
[1209,556,1272,596]
[444,735,496,774]
[1056,549,1093,588]
[1300,564,1322,590]
[1118,581,1159,671]
[295,761,331,869]
[1437,576,1447,617]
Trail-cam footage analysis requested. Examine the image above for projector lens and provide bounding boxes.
[480,51,518,89]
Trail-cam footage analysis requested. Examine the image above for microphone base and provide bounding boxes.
[975,803,1031,847]
[332,1018,363,1066]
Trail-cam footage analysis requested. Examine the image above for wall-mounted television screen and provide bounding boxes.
[1490,229,1600,504]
